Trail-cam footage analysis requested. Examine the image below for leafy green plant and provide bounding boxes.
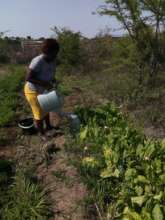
[73,103,165,219]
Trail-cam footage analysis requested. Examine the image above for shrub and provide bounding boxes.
[0,54,10,64]
[51,27,86,70]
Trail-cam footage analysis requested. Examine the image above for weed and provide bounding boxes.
[1,171,50,220]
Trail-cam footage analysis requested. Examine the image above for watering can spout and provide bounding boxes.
[60,112,81,133]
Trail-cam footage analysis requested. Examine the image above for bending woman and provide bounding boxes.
[24,38,60,139]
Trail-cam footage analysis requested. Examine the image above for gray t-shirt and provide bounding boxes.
[27,54,56,93]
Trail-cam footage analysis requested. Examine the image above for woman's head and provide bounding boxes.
[42,38,60,61]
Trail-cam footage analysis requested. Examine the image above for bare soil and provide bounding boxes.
[37,135,93,220]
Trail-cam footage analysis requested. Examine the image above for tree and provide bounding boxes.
[0,30,10,38]
[98,0,165,85]
[27,36,32,40]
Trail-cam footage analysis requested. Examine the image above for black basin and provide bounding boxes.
[18,118,37,134]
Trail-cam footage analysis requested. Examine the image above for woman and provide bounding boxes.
[24,38,60,139]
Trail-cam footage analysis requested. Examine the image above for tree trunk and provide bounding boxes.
[138,63,144,85]
[148,58,159,88]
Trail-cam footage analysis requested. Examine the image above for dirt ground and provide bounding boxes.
[0,130,94,220]
[37,135,93,220]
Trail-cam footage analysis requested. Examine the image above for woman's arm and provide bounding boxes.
[26,69,53,89]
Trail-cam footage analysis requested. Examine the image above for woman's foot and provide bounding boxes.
[46,125,60,131]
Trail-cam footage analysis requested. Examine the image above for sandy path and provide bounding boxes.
[37,135,95,220]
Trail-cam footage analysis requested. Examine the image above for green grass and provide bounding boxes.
[0,65,25,127]
[0,159,49,220]
[1,171,50,220]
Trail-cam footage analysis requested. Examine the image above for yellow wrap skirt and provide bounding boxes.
[24,83,46,120]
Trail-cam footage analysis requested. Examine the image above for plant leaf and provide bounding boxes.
[131,196,147,207]
[152,204,163,220]
[80,126,88,141]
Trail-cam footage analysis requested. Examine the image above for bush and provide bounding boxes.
[0,54,10,64]
[0,37,21,64]
[51,27,86,70]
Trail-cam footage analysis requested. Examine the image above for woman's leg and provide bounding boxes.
[35,119,45,134]
[44,113,61,130]
[24,84,48,140]
[44,113,52,130]
[35,119,48,141]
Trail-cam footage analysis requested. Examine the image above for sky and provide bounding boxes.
[0,0,122,39]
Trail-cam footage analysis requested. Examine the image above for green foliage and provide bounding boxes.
[58,83,73,96]
[82,34,113,72]
[0,38,10,64]
[73,103,165,219]
[0,65,25,126]
[0,160,13,186]
[1,172,49,220]
[51,27,86,69]
[0,54,10,64]
[0,38,21,64]
[0,159,14,219]
[98,0,165,82]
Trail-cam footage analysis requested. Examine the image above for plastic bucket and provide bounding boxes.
[37,91,63,112]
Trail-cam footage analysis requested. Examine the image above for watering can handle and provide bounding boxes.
[52,79,61,89]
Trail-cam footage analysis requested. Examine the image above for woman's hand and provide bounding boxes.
[52,79,61,89]
[45,82,53,90]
